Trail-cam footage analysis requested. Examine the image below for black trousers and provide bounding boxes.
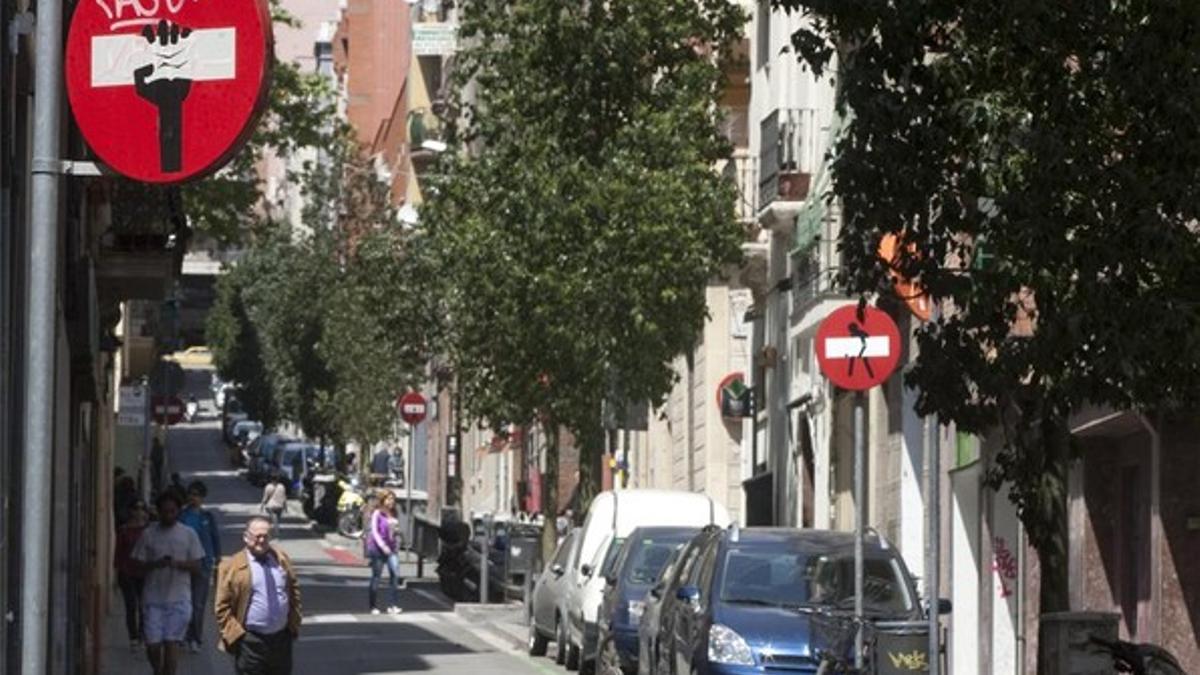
[116,574,142,640]
[234,629,293,675]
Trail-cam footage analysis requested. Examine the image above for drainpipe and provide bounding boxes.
[1136,412,1162,643]
[24,0,65,669]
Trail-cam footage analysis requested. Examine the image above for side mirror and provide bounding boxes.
[650,585,663,599]
[551,563,565,577]
[675,585,700,604]
[604,575,618,587]
[582,563,594,578]
[937,598,953,615]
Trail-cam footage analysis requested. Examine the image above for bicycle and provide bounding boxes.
[810,609,875,675]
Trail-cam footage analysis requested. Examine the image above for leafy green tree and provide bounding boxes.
[425,0,747,554]
[781,0,1200,623]
[207,263,277,426]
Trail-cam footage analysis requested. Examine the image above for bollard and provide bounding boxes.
[481,534,490,604]
[417,554,424,578]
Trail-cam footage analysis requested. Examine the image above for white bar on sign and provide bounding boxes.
[824,336,890,359]
[91,28,237,87]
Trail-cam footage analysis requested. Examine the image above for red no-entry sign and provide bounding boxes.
[65,0,271,183]
[153,395,185,426]
[397,392,427,426]
[815,304,901,391]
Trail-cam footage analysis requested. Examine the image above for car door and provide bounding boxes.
[536,531,577,633]
[673,541,718,675]
[654,538,705,675]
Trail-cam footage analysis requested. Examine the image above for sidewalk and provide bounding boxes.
[100,582,233,675]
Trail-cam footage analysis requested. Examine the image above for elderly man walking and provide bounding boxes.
[214,516,302,674]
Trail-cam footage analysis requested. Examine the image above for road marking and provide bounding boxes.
[322,546,363,566]
[305,613,359,624]
[824,335,890,358]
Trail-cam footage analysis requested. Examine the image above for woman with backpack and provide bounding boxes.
[365,490,403,615]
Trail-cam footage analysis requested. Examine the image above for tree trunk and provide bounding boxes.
[576,416,605,513]
[540,420,560,565]
[1017,415,1072,618]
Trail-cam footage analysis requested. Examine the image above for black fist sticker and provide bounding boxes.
[134,20,193,173]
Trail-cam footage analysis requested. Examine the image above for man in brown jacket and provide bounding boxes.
[215,516,302,674]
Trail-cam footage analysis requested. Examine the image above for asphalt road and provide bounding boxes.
[101,367,557,675]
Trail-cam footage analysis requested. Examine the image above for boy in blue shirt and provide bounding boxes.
[179,480,221,653]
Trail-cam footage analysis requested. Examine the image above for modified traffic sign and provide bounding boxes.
[396,392,428,426]
[815,304,901,391]
[65,0,272,183]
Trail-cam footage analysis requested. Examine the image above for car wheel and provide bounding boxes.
[555,620,568,666]
[566,640,581,671]
[528,612,549,657]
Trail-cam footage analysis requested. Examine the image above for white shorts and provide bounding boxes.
[143,600,192,644]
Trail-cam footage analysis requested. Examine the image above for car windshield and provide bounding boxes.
[719,548,913,615]
[623,539,683,585]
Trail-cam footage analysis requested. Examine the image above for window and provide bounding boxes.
[718,548,914,616]
[623,539,683,585]
[599,537,625,578]
[553,532,576,567]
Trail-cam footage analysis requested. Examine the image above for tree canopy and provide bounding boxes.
[781,0,1200,613]
[423,0,748,522]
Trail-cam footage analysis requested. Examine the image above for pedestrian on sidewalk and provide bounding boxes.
[215,516,303,675]
[114,499,149,651]
[180,480,221,654]
[260,474,287,527]
[366,490,403,615]
[132,491,205,675]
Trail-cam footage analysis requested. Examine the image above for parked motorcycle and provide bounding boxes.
[1091,637,1185,675]
[336,477,365,538]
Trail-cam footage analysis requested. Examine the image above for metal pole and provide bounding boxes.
[928,414,941,675]
[853,392,865,669]
[23,0,65,667]
[407,420,415,563]
[481,515,490,604]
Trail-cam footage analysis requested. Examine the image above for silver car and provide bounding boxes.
[528,528,582,666]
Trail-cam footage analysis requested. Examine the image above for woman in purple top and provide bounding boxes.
[366,490,403,614]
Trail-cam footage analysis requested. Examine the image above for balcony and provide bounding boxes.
[96,181,185,302]
[721,149,758,229]
[408,107,447,169]
[758,107,820,231]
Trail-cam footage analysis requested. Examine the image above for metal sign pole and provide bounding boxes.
[854,391,865,669]
[407,420,415,563]
[928,413,941,675]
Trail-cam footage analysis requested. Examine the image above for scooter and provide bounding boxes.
[336,477,365,538]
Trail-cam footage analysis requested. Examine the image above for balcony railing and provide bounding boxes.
[790,207,841,315]
[721,150,758,227]
[759,107,820,209]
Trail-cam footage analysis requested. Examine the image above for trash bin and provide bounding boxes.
[872,620,930,674]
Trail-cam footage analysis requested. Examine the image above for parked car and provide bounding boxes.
[637,535,708,675]
[566,490,732,674]
[168,345,213,367]
[245,433,296,486]
[595,527,699,675]
[528,528,582,666]
[650,527,922,675]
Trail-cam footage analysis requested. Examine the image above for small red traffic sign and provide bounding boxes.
[815,304,901,391]
[65,0,272,183]
[397,392,428,425]
[153,395,185,425]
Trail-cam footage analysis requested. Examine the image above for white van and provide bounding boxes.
[564,490,731,672]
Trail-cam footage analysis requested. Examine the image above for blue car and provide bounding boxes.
[595,527,701,674]
[652,527,922,675]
